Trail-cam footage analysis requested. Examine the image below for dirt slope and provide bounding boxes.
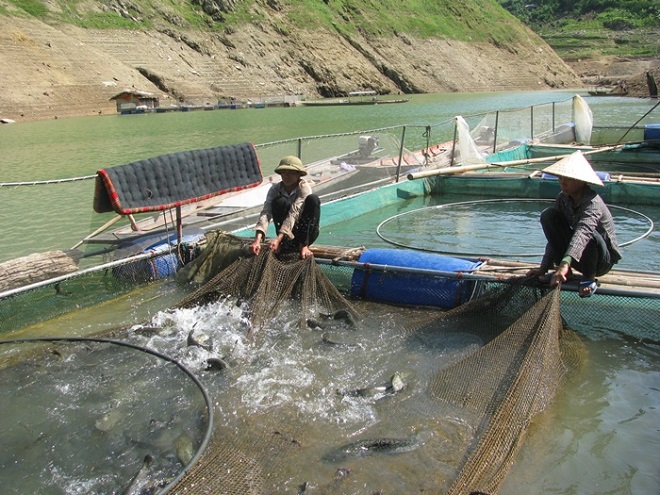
[0,14,584,122]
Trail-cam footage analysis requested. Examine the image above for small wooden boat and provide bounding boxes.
[300,90,409,106]
[588,84,628,97]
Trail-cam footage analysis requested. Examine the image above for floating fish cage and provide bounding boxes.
[1,95,659,493]
[1,242,659,494]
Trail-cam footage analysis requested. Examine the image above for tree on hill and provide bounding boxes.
[497,0,660,30]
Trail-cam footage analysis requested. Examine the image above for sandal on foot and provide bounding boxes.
[579,280,598,298]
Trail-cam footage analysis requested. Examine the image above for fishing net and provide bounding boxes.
[169,273,578,495]
[419,283,568,494]
[0,229,592,495]
[176,238,359,339]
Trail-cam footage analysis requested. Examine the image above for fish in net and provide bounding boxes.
[169,270,584,495]
[177,246,359,339]
[171,231,583,494]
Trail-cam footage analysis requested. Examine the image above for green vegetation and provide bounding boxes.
[6,0,48,17]
[2,0,532,47]
[497,0,659,59]
[3,0,653,60]
[497,0,659,29]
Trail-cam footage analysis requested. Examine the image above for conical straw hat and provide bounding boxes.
[542,150,603,186]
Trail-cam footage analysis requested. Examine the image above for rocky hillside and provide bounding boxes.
[0,0,585,122]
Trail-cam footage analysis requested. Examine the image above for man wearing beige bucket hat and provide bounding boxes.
[526,151,622,297]
[250,155,320,259]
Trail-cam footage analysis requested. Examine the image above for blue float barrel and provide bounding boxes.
[112,232,203,282]
[644,124,660,141]
[350,249,482,309]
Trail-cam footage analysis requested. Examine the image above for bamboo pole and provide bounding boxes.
[407,144,625,181]
[70,215,123,250]
[407,163,497,180]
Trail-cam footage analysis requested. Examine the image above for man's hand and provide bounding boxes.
[269,236,282,253]
[300,246,313,259]
[550,261,571,286]
[249,239,261,256]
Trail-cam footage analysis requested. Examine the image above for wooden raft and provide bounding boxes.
[309,245,660,297]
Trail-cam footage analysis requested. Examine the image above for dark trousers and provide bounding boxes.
[272,194,320,253]
[540,207,613,279]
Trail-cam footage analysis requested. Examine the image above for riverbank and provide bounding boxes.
[0,11,582,123]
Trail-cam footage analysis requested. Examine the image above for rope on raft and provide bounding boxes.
[0,174,97,187]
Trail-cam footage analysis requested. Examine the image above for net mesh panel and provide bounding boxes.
[176,248,360,339]
[461,98,576,152]
[424,284,564,494]
[172,277,571,495]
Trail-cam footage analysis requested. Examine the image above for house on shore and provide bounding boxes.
[110,90,160,114]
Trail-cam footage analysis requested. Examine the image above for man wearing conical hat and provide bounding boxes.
[527,151,622,297]
[250,155,320,259]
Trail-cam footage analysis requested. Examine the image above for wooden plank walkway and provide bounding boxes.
[310,245,660,298]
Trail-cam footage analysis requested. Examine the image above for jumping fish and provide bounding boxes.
[187,329,212,351]
[323,430,432,463]
[132,326,163,337]
[306,318,327,330]
[121,454,153,495]
[50,347,65,361]
[95,407,121,432]
[205,357,229,371]
[338,372,406,399]
[321,332,361,349]
[320,309,356,327]
[175,433,194,465]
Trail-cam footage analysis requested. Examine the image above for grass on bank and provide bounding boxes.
[2,0,655,62]
[499,0,660,60]
[1,0,534,47]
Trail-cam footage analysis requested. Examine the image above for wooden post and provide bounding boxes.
[176,206,183,246]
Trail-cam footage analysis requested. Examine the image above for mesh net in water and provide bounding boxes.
[171,260,575,495]
[422,283,566,494]
[176,246,360,340]
[0,232,603,494]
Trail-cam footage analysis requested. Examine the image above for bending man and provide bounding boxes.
[250,155,320,259]
[526,151,622,298]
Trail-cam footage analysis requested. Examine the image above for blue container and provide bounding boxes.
[112,233,202,282]
[350,249,482,309]
[644,124,660,141]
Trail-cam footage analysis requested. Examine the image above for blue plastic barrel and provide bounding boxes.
[644,124,660,141]
[112,232,203,282]
[350,249,482,309]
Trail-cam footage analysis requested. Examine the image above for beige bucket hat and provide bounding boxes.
[542,150,603,187]
[275,155,307,176]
